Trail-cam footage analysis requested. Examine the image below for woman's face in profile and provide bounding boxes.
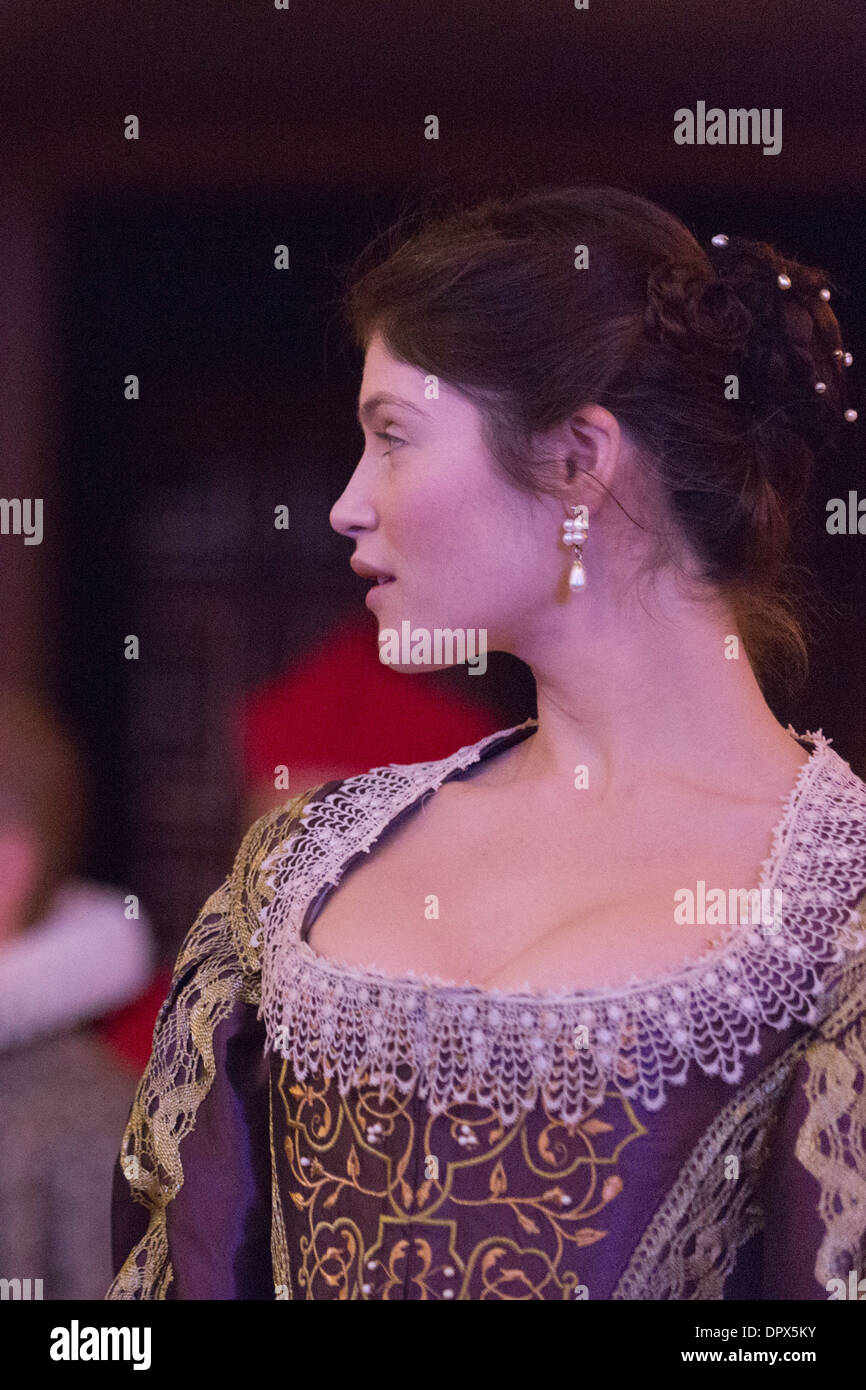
[329,334,563,667]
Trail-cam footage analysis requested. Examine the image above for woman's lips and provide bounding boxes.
[365,577,395,605]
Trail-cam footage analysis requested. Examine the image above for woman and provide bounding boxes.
[108,183,866,1300]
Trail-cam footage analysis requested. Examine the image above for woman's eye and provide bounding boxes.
[375,431,404,454]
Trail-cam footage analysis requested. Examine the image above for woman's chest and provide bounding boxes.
[302,789,775,992]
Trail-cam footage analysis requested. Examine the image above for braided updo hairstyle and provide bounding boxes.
[343,182,857,688]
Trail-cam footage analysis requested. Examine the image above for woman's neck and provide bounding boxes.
[508,581,805,803]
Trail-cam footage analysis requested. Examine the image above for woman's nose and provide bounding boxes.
[329,494,354,536]
[329,474,377,538]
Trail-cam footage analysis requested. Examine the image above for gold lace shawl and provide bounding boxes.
[105,787,322,1300]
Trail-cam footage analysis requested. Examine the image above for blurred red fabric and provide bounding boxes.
[239,619,499,778]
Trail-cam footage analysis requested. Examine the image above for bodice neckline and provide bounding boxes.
[288,716,824,1003]
[256,718,866,1122]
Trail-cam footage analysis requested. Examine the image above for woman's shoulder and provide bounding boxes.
[259,721,535,829]
[232,720,523,865]
[794,730,866,882]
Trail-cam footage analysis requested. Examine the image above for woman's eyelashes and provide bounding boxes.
[375,431,405,454]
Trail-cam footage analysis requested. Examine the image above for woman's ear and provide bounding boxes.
[565,405,622,503]
[536,404,623,515]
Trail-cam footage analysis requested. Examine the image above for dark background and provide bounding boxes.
[1,1,863,955]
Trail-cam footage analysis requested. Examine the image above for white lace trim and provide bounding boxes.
[257,720,866,1124]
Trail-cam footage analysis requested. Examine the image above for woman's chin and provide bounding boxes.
[377,654,456,673]
[373,611,488,674]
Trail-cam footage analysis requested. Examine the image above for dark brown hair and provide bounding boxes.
[342,182,855,689]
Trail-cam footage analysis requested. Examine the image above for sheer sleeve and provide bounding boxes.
[106,787,324,1300]
[758,953,866,1300]
[105,882,272,1299]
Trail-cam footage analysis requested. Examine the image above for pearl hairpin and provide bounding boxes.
[814,380,858,421]
[709,237,856,422]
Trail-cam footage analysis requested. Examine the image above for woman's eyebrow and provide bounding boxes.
[356,392,429,425]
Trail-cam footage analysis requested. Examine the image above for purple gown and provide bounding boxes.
[107,720,866,1300]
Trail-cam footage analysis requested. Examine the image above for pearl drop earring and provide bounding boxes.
[562,504,588,591]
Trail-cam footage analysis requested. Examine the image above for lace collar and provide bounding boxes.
[257,720,866,1124]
